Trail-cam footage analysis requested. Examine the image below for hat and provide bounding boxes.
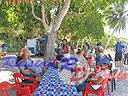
[97,58,111,67]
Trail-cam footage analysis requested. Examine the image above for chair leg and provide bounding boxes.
[111,79,114,92]
[107,81,110,95]
[114,79,116,90]
[82,91,85,96]
[101,91,104,96]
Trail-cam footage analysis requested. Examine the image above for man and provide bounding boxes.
[83,41,90,56]
[124,42,128,65]
[94,42,103,65]
[114,41,124,67]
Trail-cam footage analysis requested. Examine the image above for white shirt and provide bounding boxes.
[124,44,128,54]
[91,70,110,90]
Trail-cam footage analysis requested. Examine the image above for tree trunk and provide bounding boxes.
[31,0,71,60]
[45,32,56,60]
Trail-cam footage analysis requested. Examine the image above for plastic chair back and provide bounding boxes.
[0,81,12,96]
[82,78,110,96]
[13,72,37,93]
[13,72,23,86]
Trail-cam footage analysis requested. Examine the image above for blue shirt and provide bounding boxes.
[25,59,42,73]
[114,43,124,52]
[31,66,42,73]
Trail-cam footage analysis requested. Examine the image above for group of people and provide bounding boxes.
[55,39,104,66]
[15,46,111,95]
[13,39,128,95]
[55,39,91,55]
[55,39,128,68]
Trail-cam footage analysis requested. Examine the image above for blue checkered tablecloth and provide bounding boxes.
[34,68,80,96]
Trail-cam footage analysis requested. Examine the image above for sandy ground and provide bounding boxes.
[110,66,128,96]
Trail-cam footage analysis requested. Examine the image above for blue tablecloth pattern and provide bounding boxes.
[34,68,80,96]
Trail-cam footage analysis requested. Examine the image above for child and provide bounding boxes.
[75,58,110,92]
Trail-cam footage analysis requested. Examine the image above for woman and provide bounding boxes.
[74,49,89,85]
[62,39,69,53]
[16,48,46,82]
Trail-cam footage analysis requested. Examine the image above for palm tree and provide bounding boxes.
[104,0,128,50]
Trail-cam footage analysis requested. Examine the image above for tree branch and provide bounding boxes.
[41,0,48,31]
[48,0,71,33]
[0,0,2,4]
[78,0,86,13]
[68,11,86,16]
[31,2,43,23]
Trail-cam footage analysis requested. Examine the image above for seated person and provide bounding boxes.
[74,49,89,85]
[75,58,110,92]
[102,54,115,71]
[16,48,47,83]
[56,50,64,61]
[54,49,64,61]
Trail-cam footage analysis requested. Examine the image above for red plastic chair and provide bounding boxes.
[82,78,110,96]
[13,72,38,94]
[12,85,31,96]
[0,81,31,96]
[0,81,12,96]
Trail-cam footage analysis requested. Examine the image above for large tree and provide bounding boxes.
[31,0,71,60]
[1,0,127,58]
[1,0,71,60]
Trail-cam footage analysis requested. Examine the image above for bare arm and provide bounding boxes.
[90,77,104,84]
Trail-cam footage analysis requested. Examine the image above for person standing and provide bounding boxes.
[124,42,128,65]
[94,42,103,65]
[114,41,124,68]
[70,43,75,54]
[83,41,90,56]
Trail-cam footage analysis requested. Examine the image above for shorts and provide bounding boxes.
[115,52,122,61]
[124,53,128,59]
